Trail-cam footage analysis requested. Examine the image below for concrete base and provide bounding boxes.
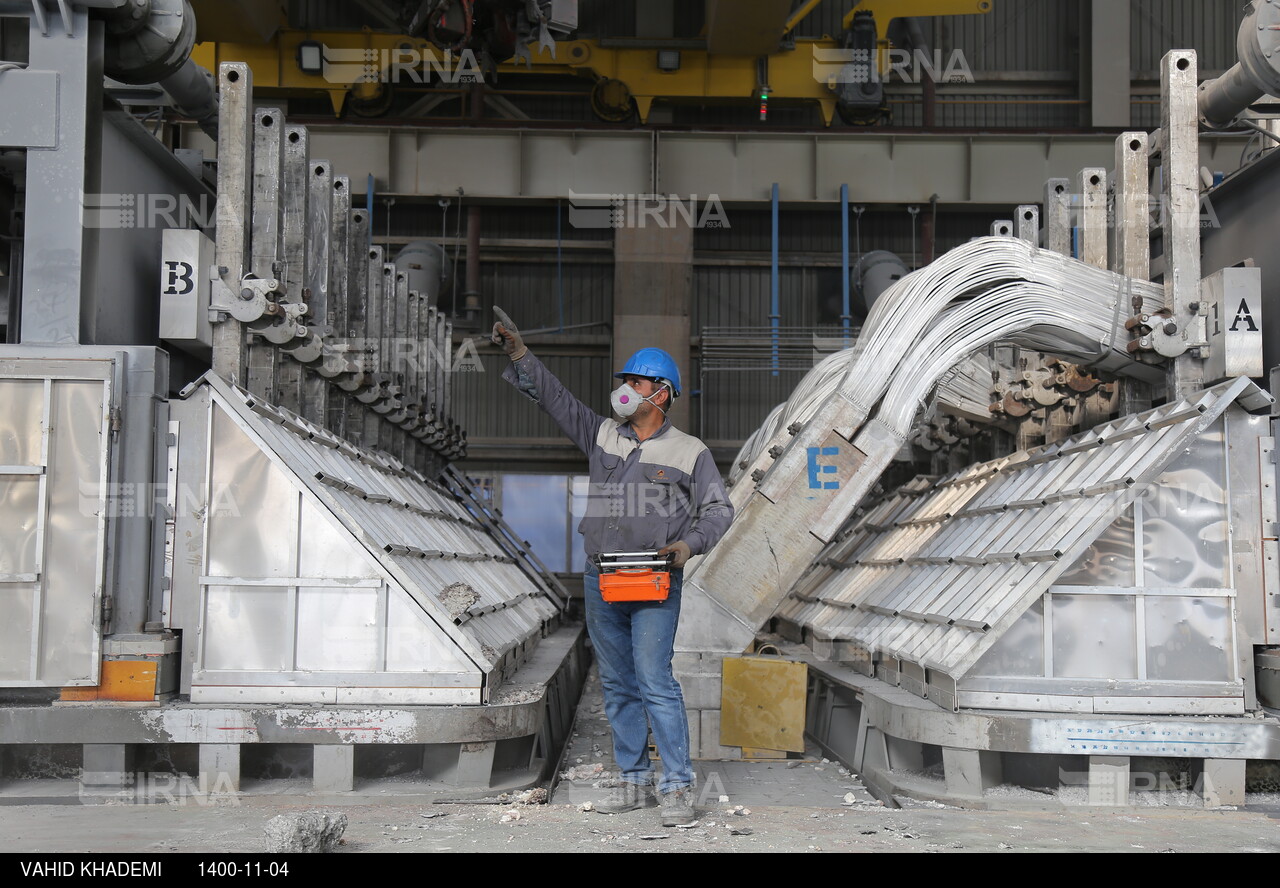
[452,742,496,788]
[81,744,132,789]
[699,709,742,760]
[943,747,1003,800]
[198,744,241,793]
[313,745,354,793]
[1203,758,1247,807]
[789,641,1280,809]
[1,625,588,803]
[674,652,743,759]
[1088,756,1130,806]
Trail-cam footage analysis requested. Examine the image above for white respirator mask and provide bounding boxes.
[611,383,663,418]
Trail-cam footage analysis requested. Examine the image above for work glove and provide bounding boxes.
[658,540,692,569]
[491,305,527,361]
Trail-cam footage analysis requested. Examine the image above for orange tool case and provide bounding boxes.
[593,551,674,602]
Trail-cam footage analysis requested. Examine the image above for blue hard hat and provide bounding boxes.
[614,347,681,398]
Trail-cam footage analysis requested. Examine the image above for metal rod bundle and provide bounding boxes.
[875,282,1145,436]
[728,236,1163,501]
[680,236,1170,653]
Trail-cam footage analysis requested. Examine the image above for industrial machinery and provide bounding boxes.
[2,0,1280,812]
[667,5,1280,806]
[187,0,990,123]
[0,0,583,800]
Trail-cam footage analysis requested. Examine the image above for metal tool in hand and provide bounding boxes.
[492,305,529,360]
[491,305,518,346]
[593,550,675,602]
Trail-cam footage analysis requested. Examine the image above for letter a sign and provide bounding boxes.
[1206,267,1262,381]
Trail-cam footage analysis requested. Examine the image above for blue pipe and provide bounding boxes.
[771,182,780,377]
[840,183,850,343]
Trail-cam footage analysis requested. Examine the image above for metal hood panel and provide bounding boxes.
[782,378,1263,685]
[197,373,560,678]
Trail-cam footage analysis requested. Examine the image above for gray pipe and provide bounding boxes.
[159,56,218,138]
[98,0,219,138]
[1199,1,1280,128]
[1199,63,1265,129]
[853,250,908,314]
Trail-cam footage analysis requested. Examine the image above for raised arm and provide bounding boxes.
[495,310,606,456]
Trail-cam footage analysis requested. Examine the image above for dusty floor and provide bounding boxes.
[1,669,1279,853]
[1,786,1278,853]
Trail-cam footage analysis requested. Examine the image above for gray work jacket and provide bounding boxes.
[502,351,734,559]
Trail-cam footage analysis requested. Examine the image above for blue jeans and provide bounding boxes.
[583,566,693,794]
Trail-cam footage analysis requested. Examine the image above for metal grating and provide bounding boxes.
[779,378,1262,688]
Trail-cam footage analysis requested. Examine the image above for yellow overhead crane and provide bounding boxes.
[189,0,991,125]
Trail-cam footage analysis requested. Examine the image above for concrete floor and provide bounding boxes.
[552,669,877,810]
[1,669,1279,853]
[1,774,1278,853]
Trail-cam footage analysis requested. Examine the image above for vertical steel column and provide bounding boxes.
[278,126,309,413]
[1160,49,1205,398]
[770,182,780,377]
[1028,179,1072,449]
[556,201,564,331]
[362,248,387,449]
[1076,168,1111,431]
[424,304,438,447]
[840,184,851,341]
[393,270,411,461]
[1014,205,1039,245]
[443,316,454,459]
[1042,178,1071,256]
[247,108,283,402]
[429,309,445,455]
[326,176,351,436]
[302,160,333,426]
[343,209,372,447]
[20,8,101,345]
[378,263,398,456]
[347,208,371,342]
[1113,132,1150,280]
[1113,131,1153,416]
[1076,168,1108,269]
[405,287,422,468]
[921,197,937,266]
[422,299,437,470]
[463,206,482,317]
[211,63,253,384]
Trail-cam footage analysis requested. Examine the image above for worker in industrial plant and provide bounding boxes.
[494,307,734,828]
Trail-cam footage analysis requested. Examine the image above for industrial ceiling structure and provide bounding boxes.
[1,0,1280,822]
